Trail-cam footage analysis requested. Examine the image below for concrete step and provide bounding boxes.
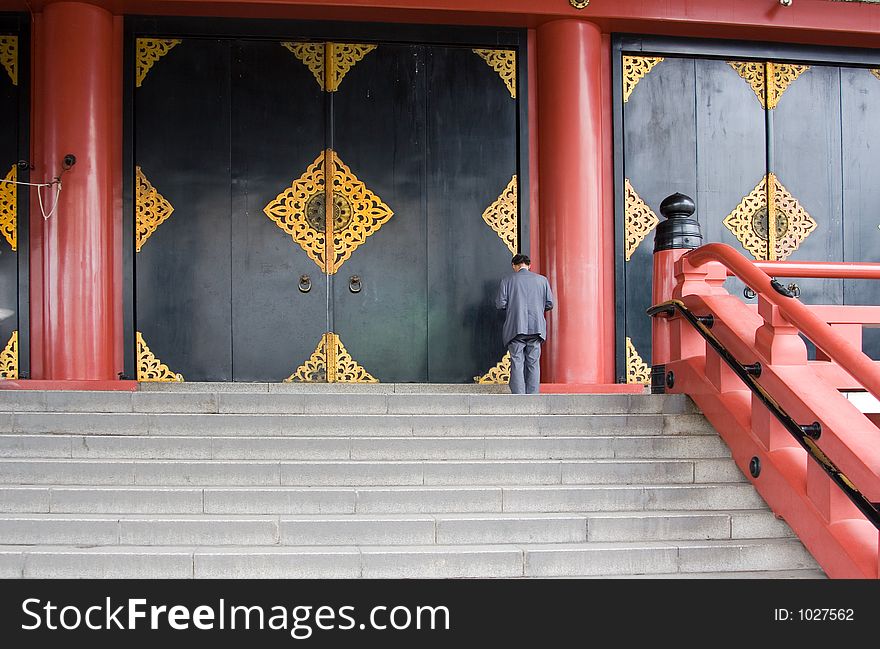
[0,509,790,546]
[0,412,714,437]
[0,458,746,487]
[0,391,695,415]
[0,538,819,578]
[0,434,732,461]
[0,483,768,515]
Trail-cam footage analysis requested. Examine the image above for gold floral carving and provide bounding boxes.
[474,352,511,384]
[626,337,650,385]
[136,332,183,382]
[570,0,590,8]
[136,39,181,88]
[723,174,817,261]
[727,61,809,109]
[282,42,376,92]
[0,330,17,379]
[872,69,880,82]
[624,179,659,261]
[263,150,394,274]
[135,166,175,252]
[282,42,325,88]
[623,56,663,103]
[0,36,17,85]
[473,49,516,98]
[286,332,378,383]
[0,165,16,251]
[481,176,517,254]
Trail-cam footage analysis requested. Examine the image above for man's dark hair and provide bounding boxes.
[511,254,531,266]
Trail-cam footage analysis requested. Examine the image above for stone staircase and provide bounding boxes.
[0,384,823,578]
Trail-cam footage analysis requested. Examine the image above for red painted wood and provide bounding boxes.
[748,261,880,279]
[0,380,138,391]
[34,2,117,380]
[541,383,644,394]
[537,19,609,384]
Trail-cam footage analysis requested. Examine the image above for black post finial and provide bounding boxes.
[654,193,701,252]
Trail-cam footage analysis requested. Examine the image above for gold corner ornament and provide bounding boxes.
[286,332,378,383]
[723,173,817,261]
[872,69,880,82]
[0,36,17,86]
[135,166,175,252]
[264,149,394,274]
[481,176,518,254]
[569,0,590,8]
[624,179,659,262]
[135,39,181,88]
[622,56,663,103]
[136,332,183,382]
[474,352,511,384]
[727,60,809,109]
[0,330,17,379]
[0,165,16,251]
[282,42,377,92]
[473,49,516,99]
[625,337,650,385]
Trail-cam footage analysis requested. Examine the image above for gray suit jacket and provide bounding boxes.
[495,269,554,346]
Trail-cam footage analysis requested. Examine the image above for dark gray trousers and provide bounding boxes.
[508,334,542,394]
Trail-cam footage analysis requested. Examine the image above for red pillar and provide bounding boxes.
[32,1,117,380]
[537,20,612,384]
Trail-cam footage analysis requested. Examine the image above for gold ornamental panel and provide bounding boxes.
[473,49,516,99]
[0,165,16,251]
[282,42,377,92]
[135,166,175,252]
[136,332,183,382]
[872,69,880,82]
[474,352,511,385]
[723,174,817,261]
[286,332,378,383]
[624,179,659,262]
[136,39,181,88]
[263,150,394,274]
[0,36,17,86]
[625,337,650,385]
[0,330,17,379]
[481,175,517,254]
[623,56,663,103]
[727,61,809,109]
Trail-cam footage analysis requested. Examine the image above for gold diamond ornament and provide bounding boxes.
[263,150,394,274]
[482,176,517,254]
[135,166,175,252]
[0,165,16,251]
[0,330,17,379]
[624,179,659,261]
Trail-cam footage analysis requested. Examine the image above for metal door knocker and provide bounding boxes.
[298,274,312,293]
[349,275,362,293]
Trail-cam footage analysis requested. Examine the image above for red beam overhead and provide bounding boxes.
[5,0,880,45]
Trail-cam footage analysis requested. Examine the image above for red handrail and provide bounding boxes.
[686,243,880,402]
[736,261,880,280]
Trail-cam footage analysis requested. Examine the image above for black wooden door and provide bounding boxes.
[231,40,327,382]
[426,46,517,383]
[330,43,428,383]
[0,29,23,379]
[619,53,880,381]
[135,38,233,381]
[134,37,520,383]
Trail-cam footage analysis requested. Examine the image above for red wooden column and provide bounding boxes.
[536,20,611,384]
[32,1,117,380]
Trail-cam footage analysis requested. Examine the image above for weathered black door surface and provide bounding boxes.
[133,36,520,382]
[0,26,25,380]
[619,52,880,382]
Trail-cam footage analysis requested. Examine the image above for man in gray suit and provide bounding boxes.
[495,254,554,394]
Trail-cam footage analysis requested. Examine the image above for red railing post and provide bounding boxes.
[651,194,701,393]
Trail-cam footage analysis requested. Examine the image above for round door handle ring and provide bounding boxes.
[349,275,362,294]
[298,274,312,293]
